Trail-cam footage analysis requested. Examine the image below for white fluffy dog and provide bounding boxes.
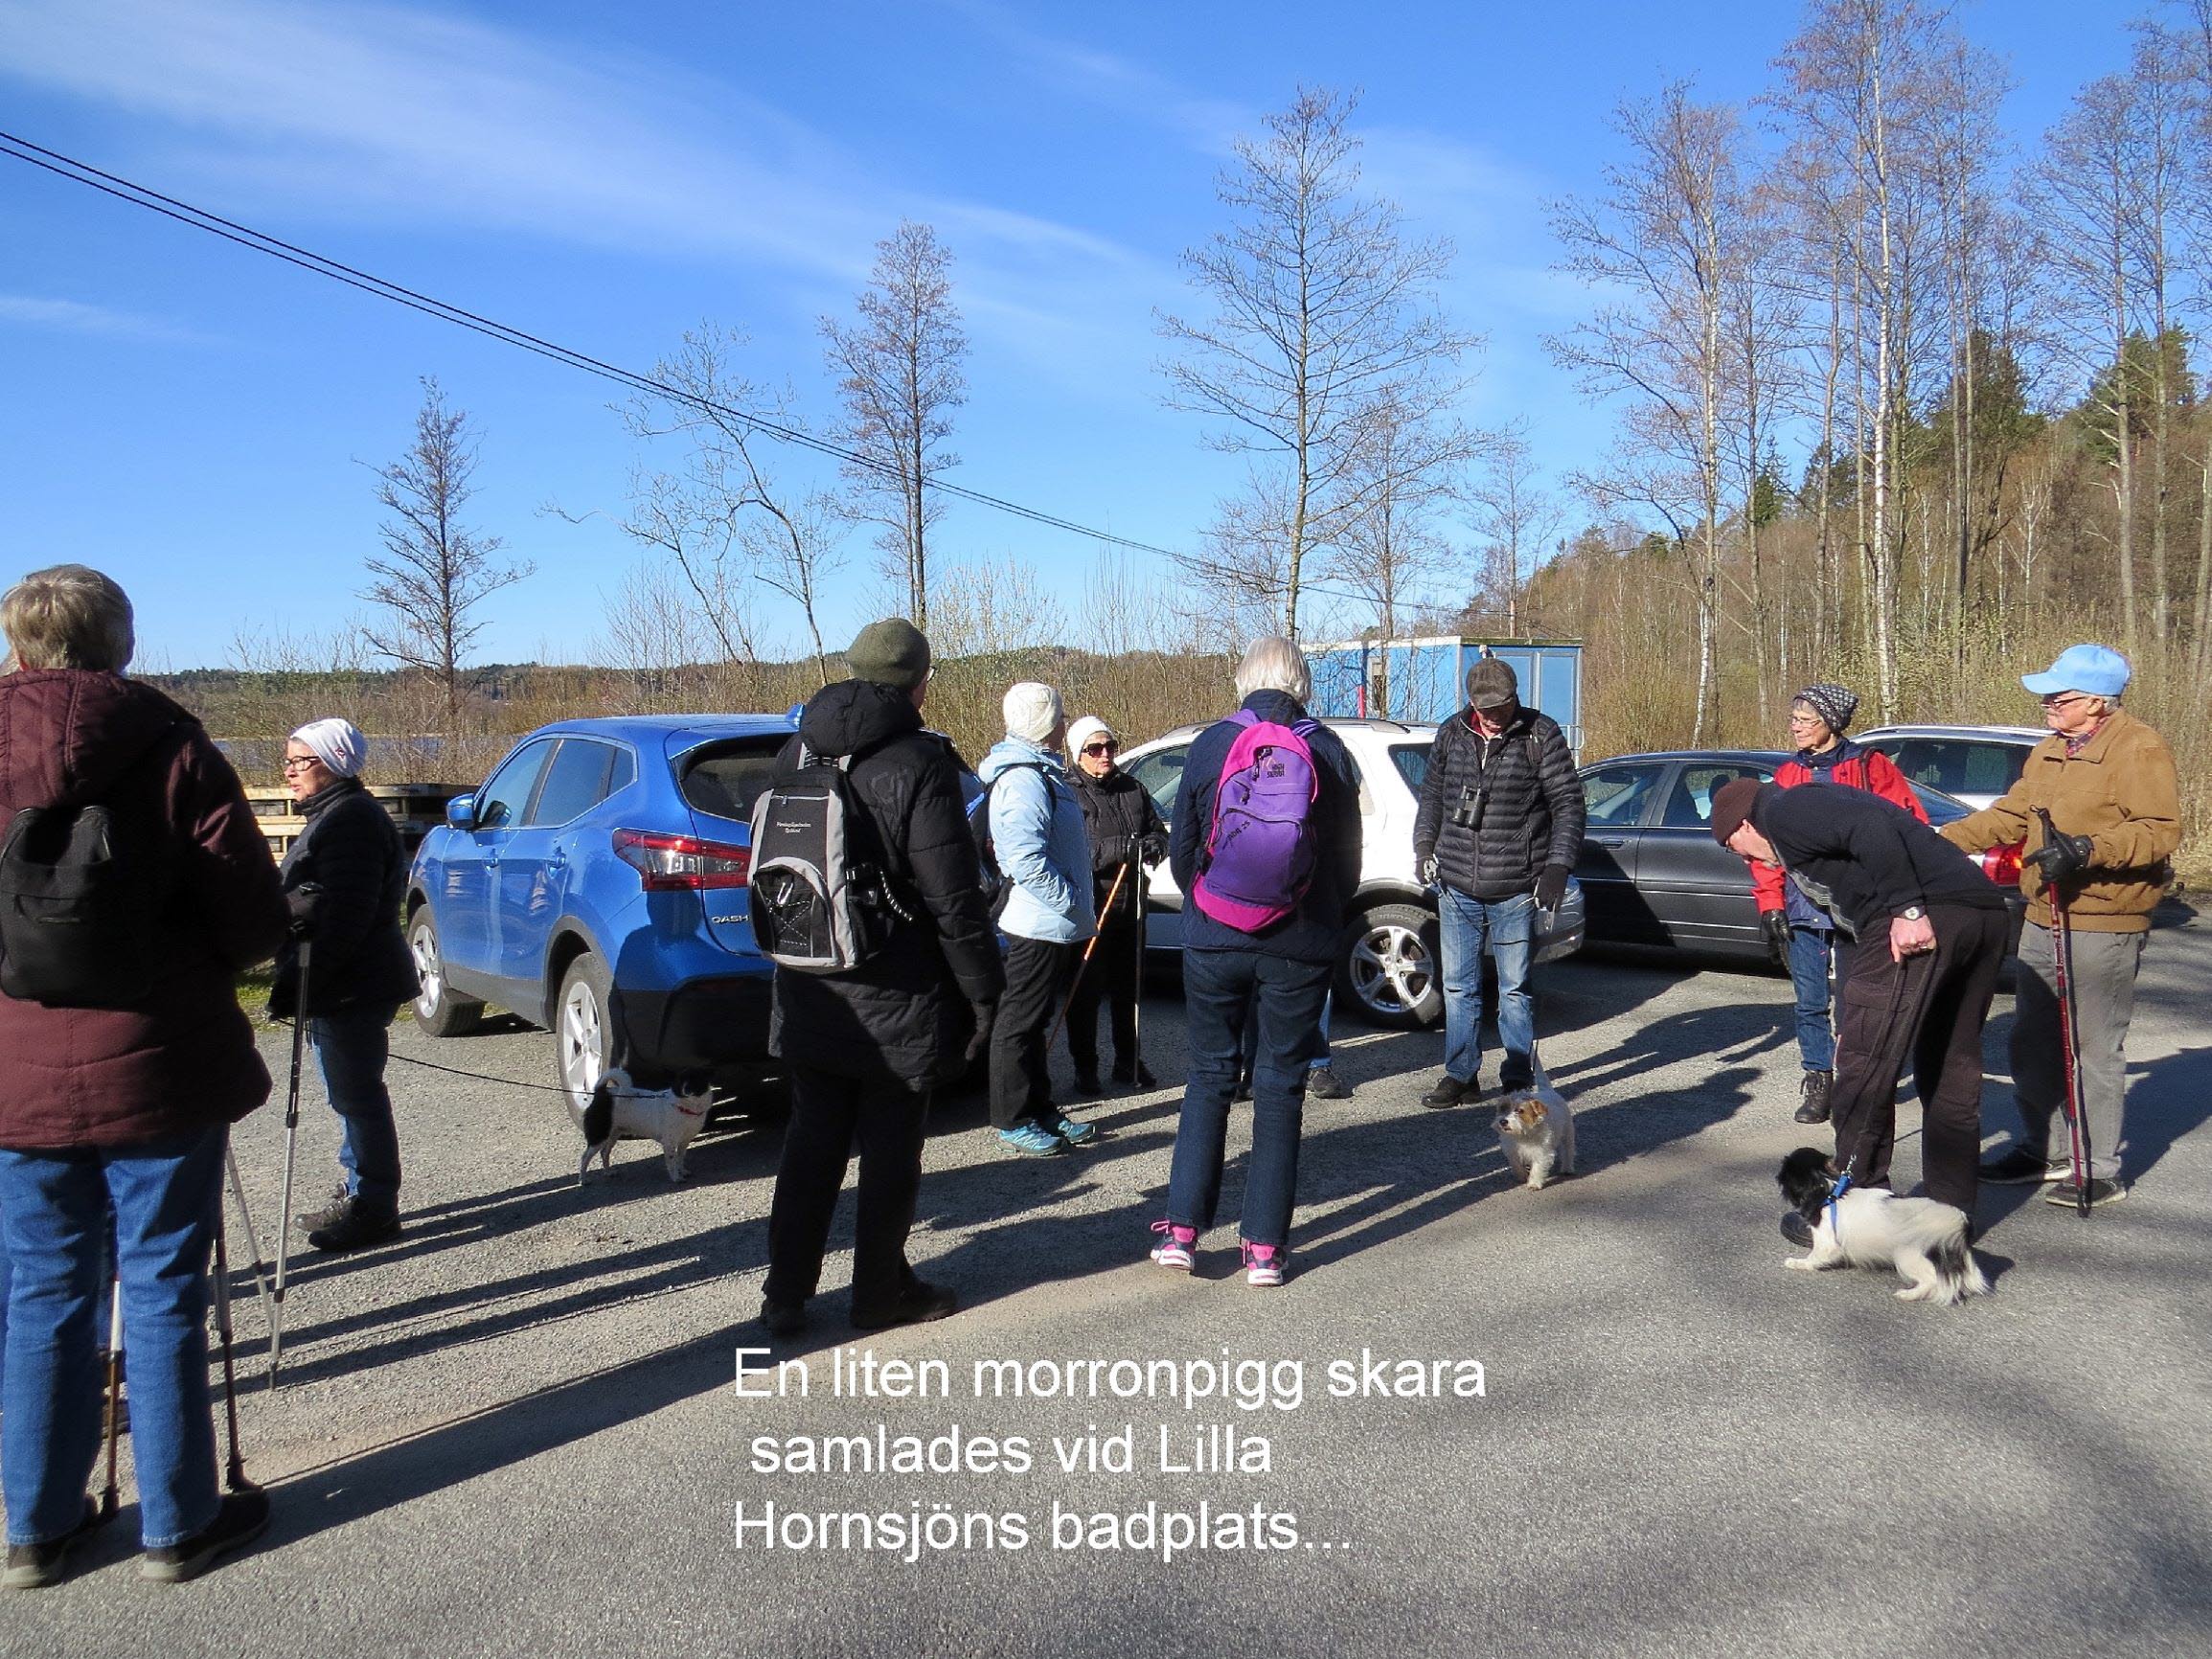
[1494,1081,1575,1190]
[1775,1147,1990,1305]
[576,1067,715,1184]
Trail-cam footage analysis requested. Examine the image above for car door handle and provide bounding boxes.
[1593,836,1627,848]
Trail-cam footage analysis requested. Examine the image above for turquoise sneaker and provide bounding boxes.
[1053,1114,1099,1147]
[998,1123,1066,1157]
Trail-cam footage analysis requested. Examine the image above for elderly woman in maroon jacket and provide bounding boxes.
[0,566,286,1588]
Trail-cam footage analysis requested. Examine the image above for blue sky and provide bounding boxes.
[0,0,2138,670]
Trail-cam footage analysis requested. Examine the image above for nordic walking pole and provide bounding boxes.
[2035,808,2093,1216]
[1129,851,1146,1081]
[1048,859,1130,1050]
[268,932,312,1390]
[224,1146,273,1312]
[98,1280,123,1522]
[212,1209,256,1493]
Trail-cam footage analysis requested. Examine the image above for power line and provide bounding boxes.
[0,128,1467,618]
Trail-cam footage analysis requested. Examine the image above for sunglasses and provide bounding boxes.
[1082,740,1118,756]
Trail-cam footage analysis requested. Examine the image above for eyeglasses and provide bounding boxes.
[2041,693,2091,711]
[282,757,319,773]
[1082,740,1118,756]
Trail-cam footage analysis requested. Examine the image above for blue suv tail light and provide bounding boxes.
[613,828,751,890]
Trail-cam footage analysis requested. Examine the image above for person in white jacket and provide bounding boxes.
[977,682,1097,1155]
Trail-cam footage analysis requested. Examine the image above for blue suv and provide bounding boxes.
[404,714,796,1103]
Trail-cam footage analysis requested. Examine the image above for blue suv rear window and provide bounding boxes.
[681,738,787,823]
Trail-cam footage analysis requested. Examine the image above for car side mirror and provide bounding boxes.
[446,794,478,830]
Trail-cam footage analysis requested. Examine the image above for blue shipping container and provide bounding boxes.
[1307,636,1584,753]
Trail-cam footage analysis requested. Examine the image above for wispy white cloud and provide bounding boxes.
[0,290,204,341]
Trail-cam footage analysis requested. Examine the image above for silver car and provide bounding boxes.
[1114,719,1585,1029]
[1855,724,2045,811]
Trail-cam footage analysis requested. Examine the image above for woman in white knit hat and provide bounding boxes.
[1062,714,1166,1094]
[274,717,421,1253]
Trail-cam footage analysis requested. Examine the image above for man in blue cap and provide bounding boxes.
[1942,645,2180,1208]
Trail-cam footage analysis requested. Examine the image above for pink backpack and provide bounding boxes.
[1192,712,1321,932]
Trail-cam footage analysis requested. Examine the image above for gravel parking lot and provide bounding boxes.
[9,917,2210,1658]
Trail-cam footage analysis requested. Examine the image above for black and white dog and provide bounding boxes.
[1775,1147,1990,1306]
[576,1067,715,1185]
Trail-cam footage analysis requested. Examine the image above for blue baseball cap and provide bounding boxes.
[2021,644,2131,699]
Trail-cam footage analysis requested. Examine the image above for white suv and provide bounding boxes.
[1115,719,1585,1029]
[1854,724,2045,811]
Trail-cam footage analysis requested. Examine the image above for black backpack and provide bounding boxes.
[968,761,1050,920]
[0,802,158,1008]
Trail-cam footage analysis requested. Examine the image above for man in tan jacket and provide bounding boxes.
[1942,645,2180,1207]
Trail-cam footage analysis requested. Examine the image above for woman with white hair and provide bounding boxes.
[977,682,1098,1156]
[1148,637,1360,1287]
[1062,714,1167,1094]
[0,564,285,1584]
[272,717,421,1252]
[1941,645,2180,1207]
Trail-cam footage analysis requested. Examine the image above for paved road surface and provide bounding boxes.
[9,920,2210,1657]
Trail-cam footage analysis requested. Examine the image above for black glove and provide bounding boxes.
[963,998,998,1067]
[1534,865,1569,913]
[285,883,321,940]
[1139,832,1167,868]
[1420,855,1438,887]
[1761,909,1791,954]
[2025,830,2094,884]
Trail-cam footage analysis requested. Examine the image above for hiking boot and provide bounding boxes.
[1793,1070,1833,1125]
[1305,1065,1349,1101]
[1981,1148,2066,1185]
[139,1489,271,1584]
[1421,1074,1474,1110]
[1053,1114,1099,1148]
[1110,1059,1158,1089]
[760,1297,806,1337]
[305,1199,402,1255]
[292,1185,352,1234]
[3,1499,108,1591]
[850,1278,958,1330]
[1073,1068,1105,1096]
[1241,1240,1288,1288]
[1779,1211,1815,1249]
[997,1123,1066,1157]
[1149,1220,1197,1271]
[2045,1177,2127,1209]
[1232,1069,1253,1102]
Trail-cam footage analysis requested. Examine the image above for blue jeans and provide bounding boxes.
[1438,889,1537,1089]
[1786,923,1837,1074]
[313,1002,403,1215]
[1240,992,1333,1071]
[0,1125,226,1549]
[1169,950,1331,1249]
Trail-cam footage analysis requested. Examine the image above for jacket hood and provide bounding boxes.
[0,670,200,809]
[978,736,1067,784]
[796,677,924,760]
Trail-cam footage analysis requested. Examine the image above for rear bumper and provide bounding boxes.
[620,972,774,1072]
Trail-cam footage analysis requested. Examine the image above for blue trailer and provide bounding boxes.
[1308,636,1585,753]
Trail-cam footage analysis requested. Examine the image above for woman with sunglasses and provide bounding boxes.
[1941,646,2180,1208]
[1063,716,1166,1094]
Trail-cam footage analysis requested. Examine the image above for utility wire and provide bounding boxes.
[0,128,1466,618]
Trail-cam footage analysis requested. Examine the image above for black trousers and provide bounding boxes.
[1065,916,1140,1075]
[990,937,1080,1130]
[1827,900,2008,1215]
[764,1064,929,1307]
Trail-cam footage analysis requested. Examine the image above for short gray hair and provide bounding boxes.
[1234,635,1311,706]
[2,564,136,671]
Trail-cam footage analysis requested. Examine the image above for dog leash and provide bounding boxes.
[270,1019,584,1097]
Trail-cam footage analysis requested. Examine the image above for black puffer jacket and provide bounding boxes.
[767,679,1005,1090]
[1069,766,1163,931]
[271,776,420,1018]
[1412,705,1585,902]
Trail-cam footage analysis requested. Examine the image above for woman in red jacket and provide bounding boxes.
[0,566,287,1588]
[1752,683,1926,1125]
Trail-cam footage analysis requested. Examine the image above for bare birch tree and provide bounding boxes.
[1464,422,1562,638]
[1159,87,1474,638]
[822,221,967,629]
[362,376,530,736]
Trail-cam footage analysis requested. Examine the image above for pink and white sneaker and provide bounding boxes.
[1241,1240,1287,1287]
[1149,1219,1197,1271]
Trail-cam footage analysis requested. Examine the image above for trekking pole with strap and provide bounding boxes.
[223,1146,273,1312]
[267,932,312,1390]
[1128,851,1146,1080]
[211,1204,258,1494]
[98,1278,124,1522]
[2034,807,2094,1217]
[1048,859,1130,1050]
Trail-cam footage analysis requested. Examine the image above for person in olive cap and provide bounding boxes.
[759,618,1004,1333]
[1710,775,2008,1239]
[1410,655,1584,1108]
[1939,644,2180,1208]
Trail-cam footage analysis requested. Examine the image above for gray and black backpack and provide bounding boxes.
[746,746,909,973]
